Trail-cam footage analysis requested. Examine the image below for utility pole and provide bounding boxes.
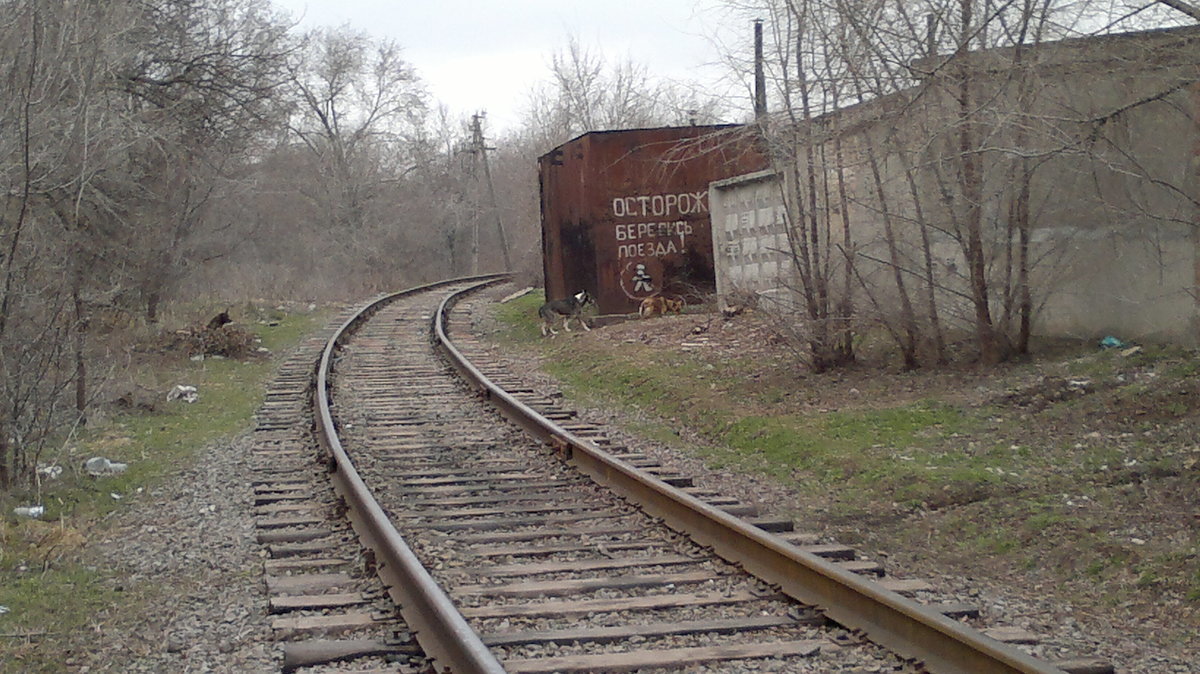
[471,112,512,272]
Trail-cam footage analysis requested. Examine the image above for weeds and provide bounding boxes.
[0,304,329,671]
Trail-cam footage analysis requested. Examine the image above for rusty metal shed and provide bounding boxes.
[539,125,767,315]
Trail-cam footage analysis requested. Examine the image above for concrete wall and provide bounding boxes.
[710,26,1200,346]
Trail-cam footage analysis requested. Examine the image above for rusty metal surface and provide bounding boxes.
[434,284,1069,674]
[539,125,767,314]
[314,275,509,674]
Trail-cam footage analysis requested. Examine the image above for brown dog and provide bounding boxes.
[638,295,683,318]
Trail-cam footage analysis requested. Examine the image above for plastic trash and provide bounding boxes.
[37,464,62,480]
[85,456,128,476]
[167,384,199,403]
[0,605,9,614]
[13,505,44,518]
[1066,378,1092,392]
[1098,335,1125,349]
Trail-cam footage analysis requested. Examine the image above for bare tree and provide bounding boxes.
[0,1,116,487]
[0,0,293,489]
[524,35,731,151]
[285,25,426,232]
[720,0,1196,366]
[117,0,292,320]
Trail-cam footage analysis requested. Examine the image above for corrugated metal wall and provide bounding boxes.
[539,126,766,315]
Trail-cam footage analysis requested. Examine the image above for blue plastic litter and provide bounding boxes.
[1098,336,1125,349]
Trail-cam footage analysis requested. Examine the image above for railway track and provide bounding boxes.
[252,278,1113,673]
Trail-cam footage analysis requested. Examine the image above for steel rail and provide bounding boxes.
[433,285,1067,674]
[313,275,509,674]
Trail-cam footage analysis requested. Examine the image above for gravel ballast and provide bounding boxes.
[70,434,276,672]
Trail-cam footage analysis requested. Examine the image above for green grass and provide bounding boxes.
[492,292,550,343]
[551,349,998,508]
[488,295,1200,634]
[0,304,331,672]
[1024,509,1066,532]
[0,562,127,673]
[492,298,995,506]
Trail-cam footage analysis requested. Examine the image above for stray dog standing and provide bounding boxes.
[638,295,684,318]
[539,290,593,336]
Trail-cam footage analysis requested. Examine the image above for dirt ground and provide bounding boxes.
[475,292,1200,673]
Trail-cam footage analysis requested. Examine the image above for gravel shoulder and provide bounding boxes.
[66,433,275,673]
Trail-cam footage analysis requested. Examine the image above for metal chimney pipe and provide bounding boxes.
[754,19,767,121]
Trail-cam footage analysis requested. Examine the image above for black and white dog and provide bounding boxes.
[538,290,593,336]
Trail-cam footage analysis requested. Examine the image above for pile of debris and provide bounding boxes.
[161,310,258,359]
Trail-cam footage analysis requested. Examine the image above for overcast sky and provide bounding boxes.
[272,0,748,135]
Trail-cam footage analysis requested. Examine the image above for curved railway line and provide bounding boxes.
[250,277,1115,673]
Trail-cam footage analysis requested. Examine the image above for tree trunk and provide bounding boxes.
[0,422,9,489]
[865,143,920,369]
[796,31,833,370]
[1015,161,1033,353]
[903,160,948,364]
[146,288,160,324]
[956,0,1003,364]
[73,268,88,425]
[832,132,856,364]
